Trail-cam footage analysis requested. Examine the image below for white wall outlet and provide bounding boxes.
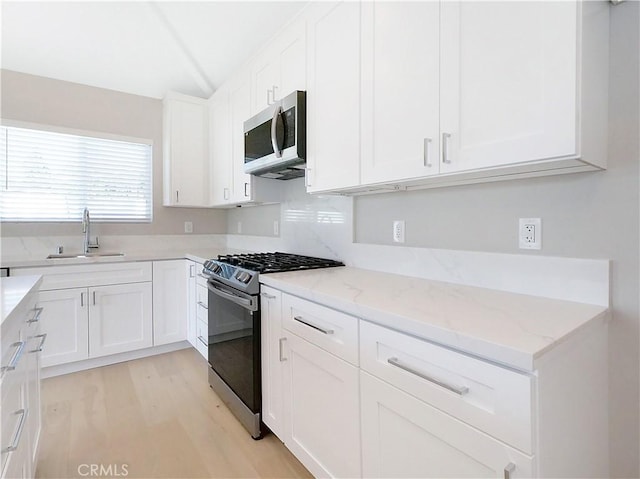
[237,221,242,234]
[273,220,279,236]
[519,218,542,250]
[184,221,193,234]
[393,220,405,243]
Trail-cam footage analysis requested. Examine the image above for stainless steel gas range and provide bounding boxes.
[200,252,344,439]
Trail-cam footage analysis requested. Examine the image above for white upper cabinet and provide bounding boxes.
[439,1,579,173]
[305,1,361,193]
[208,87,232,206]
[163,92,209,206]
[229,74,253,204]
[360,1,441,184]
[251,20,306,114]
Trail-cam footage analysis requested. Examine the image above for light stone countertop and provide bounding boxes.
[259,267,609,372]
[1,275,42,326]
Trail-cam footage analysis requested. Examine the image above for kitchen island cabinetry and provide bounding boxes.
[1,276,43,479]
[162,92,209,207]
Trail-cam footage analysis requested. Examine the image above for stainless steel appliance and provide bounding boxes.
[243,91,306,180]
[201,252,343,439]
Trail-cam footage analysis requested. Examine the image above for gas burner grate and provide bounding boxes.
[216,252,344,273]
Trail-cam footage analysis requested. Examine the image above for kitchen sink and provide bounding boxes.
[46,252,125,259]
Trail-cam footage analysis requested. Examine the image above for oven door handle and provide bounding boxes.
[207,281,258,311]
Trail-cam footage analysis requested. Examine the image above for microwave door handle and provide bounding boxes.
[270,106,283,158]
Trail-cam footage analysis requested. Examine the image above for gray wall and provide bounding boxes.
[0,69,226,237]
[230,2,640,476]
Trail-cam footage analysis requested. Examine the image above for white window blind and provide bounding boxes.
[0,125,152,222]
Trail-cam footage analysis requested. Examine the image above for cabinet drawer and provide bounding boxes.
[196,284,208,309]
[360,321,533,453]
[282,294,358,366]
[13,262,152,290]
[196,272,208,288]
[195,320,208,359]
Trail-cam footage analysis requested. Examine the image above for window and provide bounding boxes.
[0,124,152,222]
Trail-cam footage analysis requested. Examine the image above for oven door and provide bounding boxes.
[207,280,260,413]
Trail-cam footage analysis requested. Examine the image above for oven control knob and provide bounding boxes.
[212,264,222,274]
[236,271,252,283]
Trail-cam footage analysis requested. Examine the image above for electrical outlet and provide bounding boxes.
[519,218,541,250]
[273,220,279,236]
[237,221,242,234]
[184,221,193,234]
[393,220,405,243]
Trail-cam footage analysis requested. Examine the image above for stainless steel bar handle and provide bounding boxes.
[293,316,334,335]
[266,88,272,106]
[2,409,27,454]
[279,338,287,362]
[387,357,469,396]
[176,190,179,203]
[504,463,516,479]
[207,282,257,311]
[244,182,250,197]
[260,292,276,300]
[270,106,283,158]
[1,342,26,377]
[92,291,96,305]
[423,138,432,167]
[30,334,47,353]
[190,264,195,278]
[197,301,208,310]
[305,168,312,187]
[197,336,208,347]
[442,132,452,164]
[80,292,84,307]
[28,307,44,323]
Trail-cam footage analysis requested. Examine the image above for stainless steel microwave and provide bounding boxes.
[243,90,306,180]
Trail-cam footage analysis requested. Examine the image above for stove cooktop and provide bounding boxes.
[202,252,344,295]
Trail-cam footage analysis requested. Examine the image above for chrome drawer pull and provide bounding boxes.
[1,341,26,376]
[197,336,208,347]
[293,316,334,335]
[197,301,208,310]
[27,307,44,323]
[31,333,48,353]
[504,462,516,479]
[261,292,276,300]
[387,357,469,396]
[2,408,27,454]
[442,132,452,164]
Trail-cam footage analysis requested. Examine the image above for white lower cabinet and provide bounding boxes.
[89,282,153,358]
[360,371,533,478]
[187,261,198,348]
[260,286,284,439]
[13,262,156,368]
[282,332,361,478]
[1,279,42,479]
[152,260,189,346]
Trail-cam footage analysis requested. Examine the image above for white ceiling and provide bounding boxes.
[1,1,307,99]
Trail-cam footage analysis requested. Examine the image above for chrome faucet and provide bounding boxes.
[82,207,99,254]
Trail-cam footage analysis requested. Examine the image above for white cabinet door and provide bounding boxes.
[163,93,209,206]
[89,283,153,358]
[361,371,534,478]
[209,88,232,206]
[252,53,280,114]
[440,1,578,173]
[360,1,440,185]
[152,260,189,346]
[260,286,283,440]
[36,288,88,367]
[306,1,361,193]
[283,332,361,478]
[187,261,198,348]
[229,73,253,204]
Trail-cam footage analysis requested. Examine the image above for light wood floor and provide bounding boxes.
[36,348,312,479]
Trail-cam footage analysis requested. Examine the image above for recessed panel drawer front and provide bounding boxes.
[195,320,208,359]
[282,294,359,366]
[196,284,208,310]
[13,262,153,290]
[196,272,208,288]
[360,321,534,453]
